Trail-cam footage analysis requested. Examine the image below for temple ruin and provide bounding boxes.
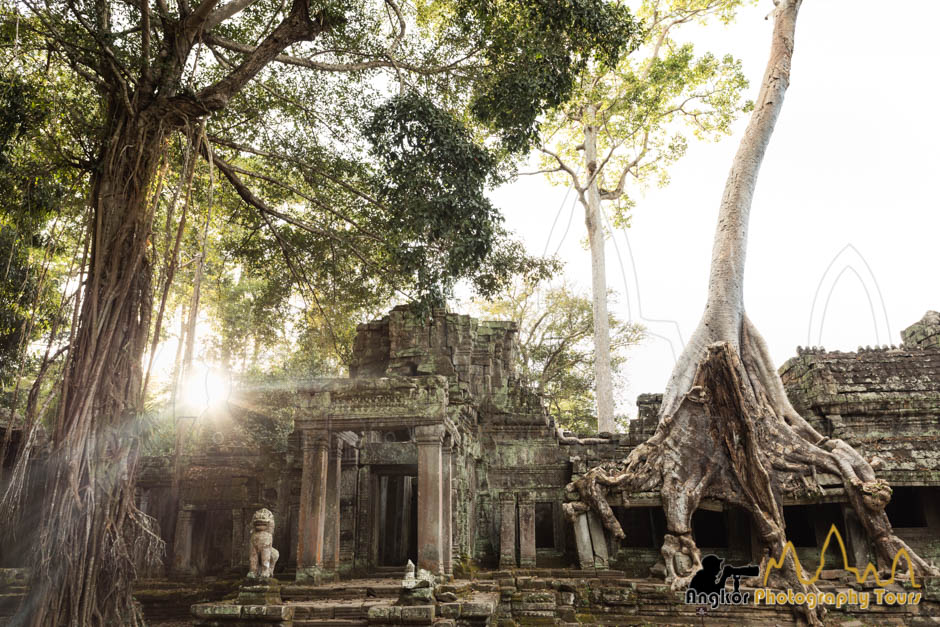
[2,307,939,624]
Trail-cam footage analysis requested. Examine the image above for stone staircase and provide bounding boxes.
[282,577,401,627]
[179,569,940,626]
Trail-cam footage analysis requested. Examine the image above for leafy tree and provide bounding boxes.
[564,4,939,626]
[0,66,84,409]
[476,280,643,433]
[0,0,641,622]
[532,0,752,432]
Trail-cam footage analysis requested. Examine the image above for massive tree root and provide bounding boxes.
[565,315,938,625]
[564,1,937,625]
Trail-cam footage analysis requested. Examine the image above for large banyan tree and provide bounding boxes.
[2,0,641,624]
[564,1,938,624]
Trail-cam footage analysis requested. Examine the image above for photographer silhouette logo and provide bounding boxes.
[684,554,758,609]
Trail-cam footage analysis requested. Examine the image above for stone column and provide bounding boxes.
[289,503,300,568]
[297,430,329,581]
[842,505,870,568]
[323,437,343,572]
[518,494,536,568]
[587,511,609,569]
[441,440,454,577]
[172,506,196,575]
[402,477,414,564]
[499,492,516,569]
[572,513,593,570]
[415,424,444,575]
[355,465,372,571]
[231,508,245,569]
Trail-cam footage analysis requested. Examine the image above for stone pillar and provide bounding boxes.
[415,424,444,575]
[289,503,300,567]
[442,441,454,577]
[231,508,245,569]
[518,494,536,568]
[297,430,329,581]
[587,511,609,569]
[842,505,870,568]
[402,476,414,564]
[573,513,594,570]
[323,437,343,571]
[499,492,517,569]
[355,465,373,571]
[172,506,196,575]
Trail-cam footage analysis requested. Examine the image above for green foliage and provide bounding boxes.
[476,279,644,433]
[0,0,646,412]
[364,92,560,308]
[538,0,754,222]
[0,67,81,391]
[454,0,641,152]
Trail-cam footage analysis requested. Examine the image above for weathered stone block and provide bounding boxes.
[400,604,435,624]
[367,604,401,623]
[440,602,461,618]
[461,600,497,617]
[193,602,241,619]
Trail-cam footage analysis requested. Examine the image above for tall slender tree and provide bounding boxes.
[534,0,752,432]
[564,2,938,624]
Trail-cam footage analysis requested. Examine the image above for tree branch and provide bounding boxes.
[203,0,259,32]
[202,33,478,75]
[180,1,343,115]
[538,147,585,199]
[213,154,384,242]
[210,151,378,269]
[599,131,649,201]
[206,134,389,213]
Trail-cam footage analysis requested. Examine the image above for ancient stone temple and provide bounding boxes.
[11,306,937,624]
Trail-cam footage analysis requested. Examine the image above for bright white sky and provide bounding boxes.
[473,1,940,418]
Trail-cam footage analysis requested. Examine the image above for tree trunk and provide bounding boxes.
[583,105,616,433]
[25,107,167,626]
[564,3,938,625]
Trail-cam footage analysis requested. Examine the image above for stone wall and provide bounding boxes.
[127,308,940,582]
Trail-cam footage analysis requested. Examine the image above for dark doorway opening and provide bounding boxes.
[535,503,554,549]
[782,505,817,547]
[613,506,666,548]
[885,487,927,528]
[377,474,418,567]
[692,509,728,548]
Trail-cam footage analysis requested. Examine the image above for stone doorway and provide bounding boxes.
[376,474,418,568]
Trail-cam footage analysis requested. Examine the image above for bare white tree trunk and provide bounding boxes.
[582,105,616,433]
[565,4,937,625]
[660,0,800,418]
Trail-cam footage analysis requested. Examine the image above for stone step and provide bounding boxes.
[293,621,368,627]
[282,584,400,601]
[292,601,388,620]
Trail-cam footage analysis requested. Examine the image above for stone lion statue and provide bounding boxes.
[248,508,279,579]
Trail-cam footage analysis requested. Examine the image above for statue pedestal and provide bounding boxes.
[236,577,283,605]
